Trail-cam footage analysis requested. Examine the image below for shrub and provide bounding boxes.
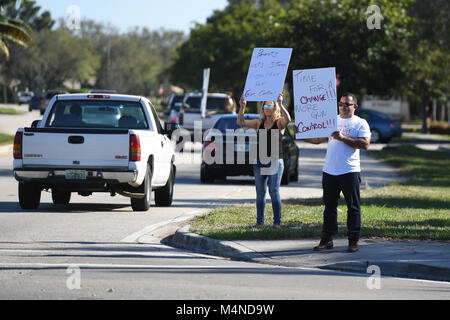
[429,122,450,134]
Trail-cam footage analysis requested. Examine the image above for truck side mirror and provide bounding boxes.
[31,120,41,128]
[163,122,179,138]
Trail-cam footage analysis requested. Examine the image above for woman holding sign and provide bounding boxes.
[237,93,291,229]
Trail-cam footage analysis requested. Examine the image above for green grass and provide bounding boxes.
[0,107,26,115]
[190,146,450,241]
[0,133,14,145]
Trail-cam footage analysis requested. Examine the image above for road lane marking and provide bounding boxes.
[1,262,449,284]
[120,209,207,243]
[121,188,249,243]
[0,262,295,271]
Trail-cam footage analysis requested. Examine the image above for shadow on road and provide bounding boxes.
[0,201,131,213]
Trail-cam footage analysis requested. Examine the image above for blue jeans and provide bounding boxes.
[253,159,284,225]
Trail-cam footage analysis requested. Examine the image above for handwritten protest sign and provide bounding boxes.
[243,48,292,101]
[293,67,338,139]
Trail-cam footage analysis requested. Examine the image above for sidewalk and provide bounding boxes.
[162,140,450,283]
[165,225,450,282]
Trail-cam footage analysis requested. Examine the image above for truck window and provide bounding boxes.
[46,100,149,129]
[148,102,163,134]
[185,97,228,111]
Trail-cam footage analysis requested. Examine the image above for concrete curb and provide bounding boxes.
[165,225,450,282]
[162,225,267,262]
[319,261,450,282]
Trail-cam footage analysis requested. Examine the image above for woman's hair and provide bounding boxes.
[259,101,282,122]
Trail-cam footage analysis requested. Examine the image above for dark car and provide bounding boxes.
[200,114,299,185]
[40,90,68,115]
[355,109,402,143]
[28,94,43,112]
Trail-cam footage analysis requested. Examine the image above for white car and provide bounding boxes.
[18,91,34,105]
[13,93,176,211]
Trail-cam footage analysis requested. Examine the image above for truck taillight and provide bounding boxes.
[13,132,23,159]
[87,94,110,99]
[129,134,141,161]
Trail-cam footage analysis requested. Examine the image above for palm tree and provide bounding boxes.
[0,9,34,60]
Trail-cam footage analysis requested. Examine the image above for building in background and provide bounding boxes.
[361,96,410,121]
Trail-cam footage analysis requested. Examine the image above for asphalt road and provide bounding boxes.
[0,109,448,300]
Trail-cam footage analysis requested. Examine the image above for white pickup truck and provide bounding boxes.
[13,93,177,211]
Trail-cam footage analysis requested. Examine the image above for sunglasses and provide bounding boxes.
[338,102,355,108]
[263,104,275,110]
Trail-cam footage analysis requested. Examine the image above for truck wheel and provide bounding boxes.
[52,189,71,205]
[155,165,175,207]
[18,182,41,210]
[131,164,152,211]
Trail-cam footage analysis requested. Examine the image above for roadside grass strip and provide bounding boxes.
[191,146,450,241]
[0,133,14,145]
[0,107,27,115]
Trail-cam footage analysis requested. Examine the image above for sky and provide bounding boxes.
[35,0,229,34]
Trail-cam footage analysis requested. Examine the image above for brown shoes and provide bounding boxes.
[348,237,359,253]
[313,232,334,251]
[314,233,360,252]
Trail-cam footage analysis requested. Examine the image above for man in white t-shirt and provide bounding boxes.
[307,93,371,252]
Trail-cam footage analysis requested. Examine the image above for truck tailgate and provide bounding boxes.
[22,128,130,168]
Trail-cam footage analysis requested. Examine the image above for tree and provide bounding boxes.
[0,0,54,32]
[0,0,35,60]
[80,20,186,95]
[170,0,286,102]
[0,0,35,102]
[402,0,450,131]
[170,0,413,112]
[35,28,100,90]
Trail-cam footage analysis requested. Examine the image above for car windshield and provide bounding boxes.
[45,100,149,129]
[185,97,227,111]
[214,116,259,133]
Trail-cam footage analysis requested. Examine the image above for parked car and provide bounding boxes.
[355,109,402,143]
[28,94,43,112]
[40,90,68,115]
[18,91,34,105]
[164,93,184,125]
[200,114,299,185]
[14,93,177,211]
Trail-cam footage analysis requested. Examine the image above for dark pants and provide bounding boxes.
[322,172,361,238]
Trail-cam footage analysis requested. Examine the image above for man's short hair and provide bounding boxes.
[341,92,358,105]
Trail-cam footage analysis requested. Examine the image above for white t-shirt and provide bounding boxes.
[323,115,371,175]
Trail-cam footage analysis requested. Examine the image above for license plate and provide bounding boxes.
[65,170,87,180]
[235,143,248,152]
